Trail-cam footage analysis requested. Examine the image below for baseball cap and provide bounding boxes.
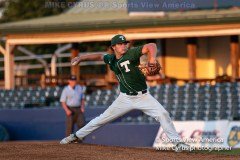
[69,75,77,80]
[111,34,129,46]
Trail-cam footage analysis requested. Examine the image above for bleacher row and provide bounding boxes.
[85,82,240,121]
[0,86,62,109]
[0,82,240,122]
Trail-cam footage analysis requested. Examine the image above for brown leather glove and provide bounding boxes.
[138,60,161,76]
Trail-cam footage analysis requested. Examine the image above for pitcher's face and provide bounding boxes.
[112,43,128,56]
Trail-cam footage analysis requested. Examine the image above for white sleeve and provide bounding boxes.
[60,87,67,102]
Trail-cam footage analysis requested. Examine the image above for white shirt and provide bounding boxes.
[60,85,85,107]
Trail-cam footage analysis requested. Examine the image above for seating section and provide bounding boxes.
[0,82,240,122]
[85,86,119,107]
[86,82,240,122]
[0,86,62,109]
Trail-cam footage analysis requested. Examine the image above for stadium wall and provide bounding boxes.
[1,108,239,148]
[0,108,159,147]
[164,36,234,79]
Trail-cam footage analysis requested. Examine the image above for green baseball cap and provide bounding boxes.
[111,34,129,46]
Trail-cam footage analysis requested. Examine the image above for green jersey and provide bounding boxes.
[103,46,147,94]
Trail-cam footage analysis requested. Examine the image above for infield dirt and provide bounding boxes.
[0,141,237,160]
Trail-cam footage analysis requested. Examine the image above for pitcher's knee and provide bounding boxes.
[156,110,171,122]
[162,109,170,117]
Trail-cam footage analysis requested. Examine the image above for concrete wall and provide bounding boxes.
[165,38,187,58]
[208,36,230,76]
[0,108,159,147]
[164,36,234,79]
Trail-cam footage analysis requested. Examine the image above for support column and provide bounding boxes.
[230,35,239,80]
[156,39,166,76]
[4,43,15,89]
[187,38,197,80]
[71,43,79,81]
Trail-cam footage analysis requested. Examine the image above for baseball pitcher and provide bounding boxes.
[60,34,190,152]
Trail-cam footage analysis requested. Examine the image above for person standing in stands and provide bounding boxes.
[60,75,85,136]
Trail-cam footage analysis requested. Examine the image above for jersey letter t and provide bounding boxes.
[120,60,130,72]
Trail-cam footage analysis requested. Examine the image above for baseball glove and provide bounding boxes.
[138,61,161,76]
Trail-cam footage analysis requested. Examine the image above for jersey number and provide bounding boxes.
[120,60,130,72]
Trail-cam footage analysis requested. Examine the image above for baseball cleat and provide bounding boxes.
[174,142,191,152]
[60,134,80,144]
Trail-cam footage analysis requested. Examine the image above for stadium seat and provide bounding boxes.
[0,82,240,122]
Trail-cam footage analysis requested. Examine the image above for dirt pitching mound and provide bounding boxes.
[0,141,236,160]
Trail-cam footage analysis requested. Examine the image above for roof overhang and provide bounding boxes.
[5,23,240,45]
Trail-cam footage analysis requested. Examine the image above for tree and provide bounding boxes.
[0,0,78,78]
[1,0,75,23]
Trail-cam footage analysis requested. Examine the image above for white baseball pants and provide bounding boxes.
[76,92,181,143]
